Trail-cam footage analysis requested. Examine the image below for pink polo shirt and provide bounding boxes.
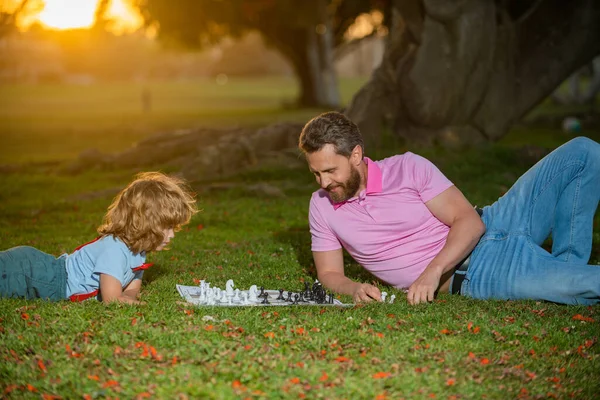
[309,152,454,289]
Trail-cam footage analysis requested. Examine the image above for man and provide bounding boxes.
[299,111,600,305]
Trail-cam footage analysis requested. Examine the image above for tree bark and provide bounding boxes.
[346,0,600,146]
[258,2,340,108]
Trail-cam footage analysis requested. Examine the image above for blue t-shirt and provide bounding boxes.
[65,235,146,299]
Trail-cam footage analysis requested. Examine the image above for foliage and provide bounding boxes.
[133,0,385,106]
[134,0,381,50]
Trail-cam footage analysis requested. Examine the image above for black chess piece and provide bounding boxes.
[293,293,299,305]
[286,292,293,302]
[312,280,322,293]
[328,292,334,304]
[259,286,265,297]
[261,296,270,304]
[304,282,310,296]
[316,288,326,304]
[277,289,285,300]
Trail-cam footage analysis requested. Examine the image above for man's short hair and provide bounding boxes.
[298,111,364,157]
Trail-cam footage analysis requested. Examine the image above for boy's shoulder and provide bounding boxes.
[81,235,132,257]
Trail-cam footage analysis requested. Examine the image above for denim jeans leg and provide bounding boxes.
[466,234,600,305]
[464,137,600,303]
[532,137,600,263]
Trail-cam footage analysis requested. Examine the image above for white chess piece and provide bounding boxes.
[241,291,249,305]
[220,290,229,303]
[248,286,258,302]
[206,289,215,305]
[233,289,241,303]
[226,279,235,296]
[199,290,207,304]
[381,292,388,302]
[389,294,396,304]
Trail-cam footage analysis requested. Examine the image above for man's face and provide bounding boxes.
[306,144,362,203]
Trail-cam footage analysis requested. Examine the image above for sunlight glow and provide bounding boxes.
[29,0,142,32]
[37,0,97,30]
[105,0,143,34]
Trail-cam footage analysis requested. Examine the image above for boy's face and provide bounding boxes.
[155,228,175,251]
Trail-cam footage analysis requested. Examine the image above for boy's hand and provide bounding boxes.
[100,274,144,305]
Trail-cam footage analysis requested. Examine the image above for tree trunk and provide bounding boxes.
[346,0,600,146]
[258,1,340,109]
[315,0,340,107]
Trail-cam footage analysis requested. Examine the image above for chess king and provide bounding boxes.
[298,111,600,306]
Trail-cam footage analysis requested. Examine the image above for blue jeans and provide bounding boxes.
[0,246,67,301]
[461,137,600,305]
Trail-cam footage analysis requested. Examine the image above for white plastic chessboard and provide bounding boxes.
[176,279,353,307]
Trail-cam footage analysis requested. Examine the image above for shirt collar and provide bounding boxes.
[332,157,382,210]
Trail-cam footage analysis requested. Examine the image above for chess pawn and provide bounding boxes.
[277,289,285,300]
[241,291,249,305]
[199,290,207,304]
[206,289,215,305]
[389,294,396,304]
[220,290,229,303]
[381,292,387,302]
[233,289,241,303]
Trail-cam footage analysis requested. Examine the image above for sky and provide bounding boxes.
[12,0,143,33]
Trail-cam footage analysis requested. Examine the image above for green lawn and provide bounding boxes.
[0,78,599,399]
[0,77,365,164]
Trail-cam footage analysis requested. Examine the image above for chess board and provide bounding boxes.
[176,283,353,307]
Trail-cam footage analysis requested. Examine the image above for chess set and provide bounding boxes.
[176,279,355,307]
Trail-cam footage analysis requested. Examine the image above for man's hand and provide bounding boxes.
[352,283,382,303]
[406,268,442,305]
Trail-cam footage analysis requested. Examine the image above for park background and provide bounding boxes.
[0,0,599,399]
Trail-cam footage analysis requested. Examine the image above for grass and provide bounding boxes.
[0,78,599,399]
[0,77,366,164]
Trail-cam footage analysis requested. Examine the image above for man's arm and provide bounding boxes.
[314,249,382,303]
[407,186,485,305]
[99,274,145,305]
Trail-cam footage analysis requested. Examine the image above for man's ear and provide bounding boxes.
[350,145,363,166]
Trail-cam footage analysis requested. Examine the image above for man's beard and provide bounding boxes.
[327,165,361,203]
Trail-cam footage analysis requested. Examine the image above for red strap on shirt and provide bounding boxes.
[69,290,99,302]
[73,236,101,252]
[132,263,154,272]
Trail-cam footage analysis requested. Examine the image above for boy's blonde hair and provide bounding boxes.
[98,172,197,254]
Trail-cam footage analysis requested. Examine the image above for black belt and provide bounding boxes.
[450,206,483,295]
